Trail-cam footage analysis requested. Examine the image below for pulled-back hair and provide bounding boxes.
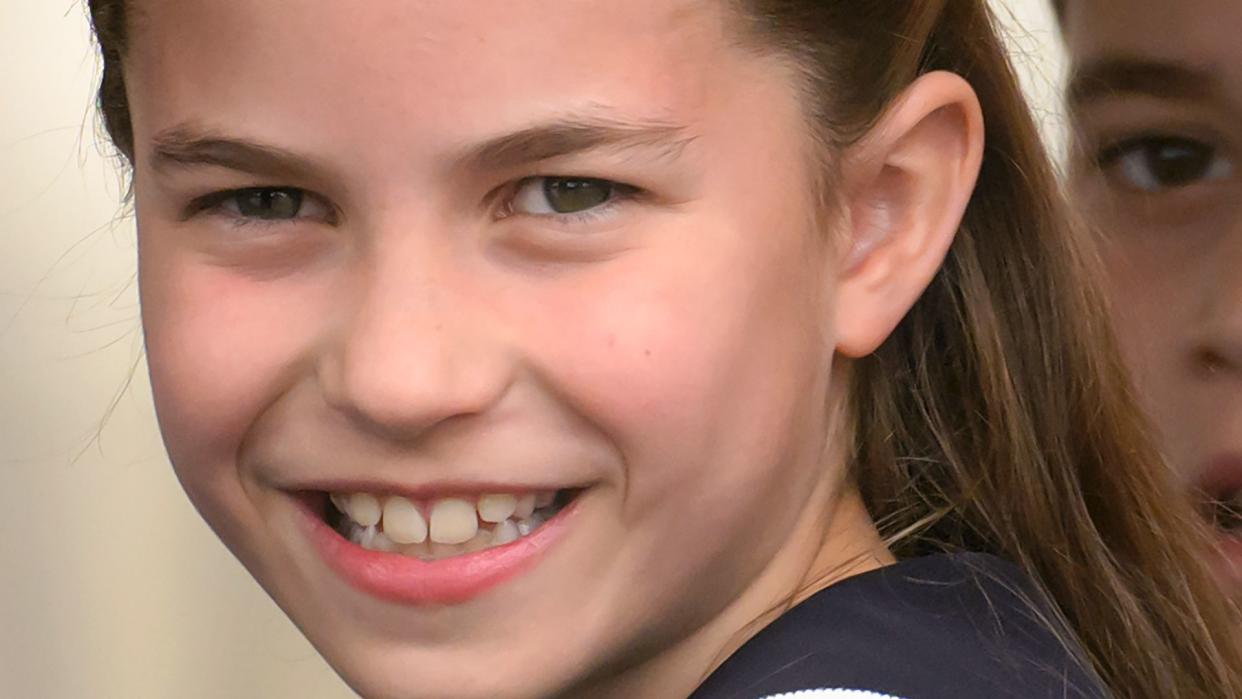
[87,1,1242,697]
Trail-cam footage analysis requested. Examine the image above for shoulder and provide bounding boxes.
[690,553,1111,699]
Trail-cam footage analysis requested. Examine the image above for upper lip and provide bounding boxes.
[280,478,588,501]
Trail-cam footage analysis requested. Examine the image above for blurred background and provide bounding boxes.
[0,1,1065,697]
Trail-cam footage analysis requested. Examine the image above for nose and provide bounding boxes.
[1194,222,1242,379]
[317,240,514,440]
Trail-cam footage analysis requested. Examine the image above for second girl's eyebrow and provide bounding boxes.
[1067,57,1222,111]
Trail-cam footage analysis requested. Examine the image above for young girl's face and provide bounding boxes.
[1063,0,1242,594]
[125,1,857,695]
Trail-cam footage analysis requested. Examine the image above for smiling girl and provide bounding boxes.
[86,1,1239,698]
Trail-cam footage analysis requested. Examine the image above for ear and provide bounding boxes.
[832,71,984,357]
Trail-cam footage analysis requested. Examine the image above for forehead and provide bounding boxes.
[129,0,725,64]
[1063,0,1242,66]
[123,0,773,158]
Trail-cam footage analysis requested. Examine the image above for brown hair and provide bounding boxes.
[87,0,1242,697]
[1051,0,1067,24]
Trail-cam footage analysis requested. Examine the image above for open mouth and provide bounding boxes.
[318,489,578,561]
[1204,489,1242,541]
[1196,456,1242,565]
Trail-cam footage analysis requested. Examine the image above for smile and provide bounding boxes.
[299,486,582,605]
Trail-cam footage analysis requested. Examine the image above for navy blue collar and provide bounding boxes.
[690,553,1109,699]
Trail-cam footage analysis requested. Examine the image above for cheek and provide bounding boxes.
[138,235,332,488]
[1102,243,1180,362]
[530,217,832,513]
[513,217,836,647]
[1098,237,1183,396]
[1090,197,1196,384]
[1095,218,1210,482]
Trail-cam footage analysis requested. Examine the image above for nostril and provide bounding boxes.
[1192,348,1241,379]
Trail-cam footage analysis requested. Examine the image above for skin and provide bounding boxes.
[123,1,983,697]
[1062,0,1242,595]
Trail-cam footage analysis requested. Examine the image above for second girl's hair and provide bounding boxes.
[1051,0,1067,23]
[87,1,1242,696]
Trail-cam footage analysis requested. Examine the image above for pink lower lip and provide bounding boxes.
[297,496,577,606]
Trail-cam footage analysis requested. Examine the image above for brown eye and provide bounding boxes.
[1101,137,1233,192]
[232,188,305,220]
[510,177,630,217]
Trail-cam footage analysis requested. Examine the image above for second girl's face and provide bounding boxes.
[124,1,850,697]
[1064,0,1242,592]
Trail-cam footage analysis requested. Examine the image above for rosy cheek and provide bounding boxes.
[552,292,705,429]
[522,232,818,484]
[141,256,333,466]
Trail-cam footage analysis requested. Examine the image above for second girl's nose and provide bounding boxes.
[1194,220,1242,380]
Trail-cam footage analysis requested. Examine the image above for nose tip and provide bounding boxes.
[319,334,511,440]
[1194,229,1242,380]
[316,272,514,441]
[1197,274,1242,382]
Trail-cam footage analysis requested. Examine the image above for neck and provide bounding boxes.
[569,481,893,699]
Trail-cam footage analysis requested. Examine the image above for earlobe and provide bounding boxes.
[832,71,985,358]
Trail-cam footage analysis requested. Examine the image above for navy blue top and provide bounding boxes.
[690,553,1110,699]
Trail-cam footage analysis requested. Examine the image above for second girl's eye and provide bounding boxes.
[510,177,632,217]
[1099,137,1233,193]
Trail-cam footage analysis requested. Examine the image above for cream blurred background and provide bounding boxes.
[0,2,1065,697]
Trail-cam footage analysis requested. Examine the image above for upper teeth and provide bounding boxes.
[382,496,427,544]
[331,490,562,556]
[477,494,520,523]
[429,498,477,545]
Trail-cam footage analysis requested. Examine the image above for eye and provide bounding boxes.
[189,187,334,225]
[508,177,634,218]
[1099,136,1234,193]
[227,187,305,219]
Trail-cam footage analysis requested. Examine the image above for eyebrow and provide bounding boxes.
[150,127,321,178]
[149,116,695,180]
[1067,58,1223,109]
[458,116,695,172]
